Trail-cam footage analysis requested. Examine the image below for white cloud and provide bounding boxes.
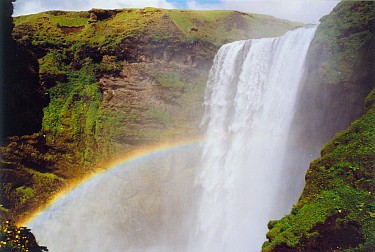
[186,0,339,24]
[13,0,176,16]
[14,1,44,16]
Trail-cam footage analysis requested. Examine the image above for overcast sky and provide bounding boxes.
[13,0,340,24]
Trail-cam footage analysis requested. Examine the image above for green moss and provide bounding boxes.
[27,168,62,181]
[15,187,34,198]
[39,50,67,74]
[146,107,174,126]
[365,89,375,111]
[53,16,88,27]
[264,185,372,250]
[41,60,103,163]
[40,53,140,165]
[153,71,184,89]
[96,55,122,74]
[15,187,34,205]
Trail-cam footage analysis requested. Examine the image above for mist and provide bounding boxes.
[29,144,200,251]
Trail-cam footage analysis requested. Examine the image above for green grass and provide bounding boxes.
[27,169,62,181]
[153,71,184,89]
[39,50,68,74]
[167,10,196,34]
[15,187,34,204]
[42,62,102,162]
[146,107,174,126]
[53,16,88,27]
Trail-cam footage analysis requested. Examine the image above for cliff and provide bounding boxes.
[263,1,375,251]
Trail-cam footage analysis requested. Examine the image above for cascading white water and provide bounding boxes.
[192,27,317,252]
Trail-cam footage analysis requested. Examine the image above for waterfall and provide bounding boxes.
[192,27,317,252]
[27,27,317,252]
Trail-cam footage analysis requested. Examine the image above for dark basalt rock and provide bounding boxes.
[88,8,122,21]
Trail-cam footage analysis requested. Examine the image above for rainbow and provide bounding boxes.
[21,135,204,226]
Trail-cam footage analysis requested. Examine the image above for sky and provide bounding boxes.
[13,0,340,24]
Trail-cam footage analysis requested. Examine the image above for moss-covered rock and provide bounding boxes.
[0,134,65,222]
[292,0,375,148]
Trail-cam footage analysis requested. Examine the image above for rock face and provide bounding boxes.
[263,2,375,251]
[97,61,207,148]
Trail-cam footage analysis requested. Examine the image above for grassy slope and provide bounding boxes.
[13,8,300,47]
[0,8,300,222]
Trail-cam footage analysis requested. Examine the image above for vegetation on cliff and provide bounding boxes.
[0,220,48,251]
[263,1,375,251]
